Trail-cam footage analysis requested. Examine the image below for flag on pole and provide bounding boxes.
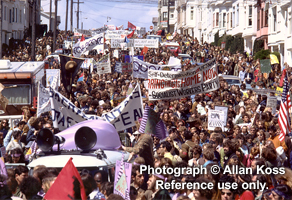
[278,74,291,141]
[127,31,135,39]
[77,73,84,82]
[140,46,148,56]
[80,34,85,42]
[128,21,136,30]
[45,158,87,200]
[25,141,37,161]
[124,37,130,44]
[270,54,279,65]
[139,105,168,140]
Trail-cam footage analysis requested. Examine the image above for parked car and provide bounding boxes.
[162,42,181,56]
[178,54,195,65]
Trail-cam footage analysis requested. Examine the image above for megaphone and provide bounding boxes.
[37,128,65,152]
[74,126,97,153]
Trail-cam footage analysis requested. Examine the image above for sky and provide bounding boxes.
[41,0,158,32]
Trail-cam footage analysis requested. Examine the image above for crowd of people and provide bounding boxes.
[0,29,292,200]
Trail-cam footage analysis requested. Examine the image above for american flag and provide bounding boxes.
[278,73,291,141]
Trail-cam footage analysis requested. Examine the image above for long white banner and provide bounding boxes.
[49,88,101,130]
[73,33,104,57]
[133,57,182,79]
[111,39,134,48]
[101,84,143,131]
[134,39,159,48]
[148,58,219,100]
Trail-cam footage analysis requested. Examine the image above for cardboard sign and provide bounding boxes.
[208,110,225,131]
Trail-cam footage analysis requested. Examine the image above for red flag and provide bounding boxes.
[141,46,148,56]
[116,26,118,30]
[128,21,136,30]
[279,69,287,87]
[81,34,85,42]
[44,158,87,200]
[127,30,135,39]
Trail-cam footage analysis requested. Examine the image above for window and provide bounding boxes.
[163,12,167,21]
[20,10,22,23]
[4,7,6,21]
[16,8,17,23]
[227,13,229,28]
[163,0,167,6]
[216,12,219,27]
[13,8,14,22]
[213,13,215,27]
[261,8,264,28]
[232,8,235,27]
[248,5,252,26]
[274,13,277,32]
[1,85,31,104]
[265,10,268,26]
[223,13,226,27]
[191,10,193,20]
[191,7,193,9]
[236,4,239,26]
[171,14,174,18]
[9,9,11,23]
[257,10,260,30]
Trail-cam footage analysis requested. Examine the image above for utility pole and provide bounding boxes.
[0,0,2,59]
[70,0,73,31]
[65,0,68,33]
[49,0,52,31]
[77,0,79,29]
[31,0,36,61]
[53,0,58,52]
[75,0,83,30]
[167,0,170,33]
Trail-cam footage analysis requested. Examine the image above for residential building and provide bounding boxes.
[1,0,41,45]
[158,0,176,33]
[40,11,61,32]
[255,0,269,50]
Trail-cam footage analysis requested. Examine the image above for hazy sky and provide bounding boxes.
[41,0,158,31]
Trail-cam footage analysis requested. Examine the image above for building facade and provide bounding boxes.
[157,0,292,65]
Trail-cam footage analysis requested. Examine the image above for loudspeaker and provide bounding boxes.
[37,128,65,152]
[74,126,97,152]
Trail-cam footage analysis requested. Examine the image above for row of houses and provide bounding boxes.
[0,0,59,46]
[155,0,292,67]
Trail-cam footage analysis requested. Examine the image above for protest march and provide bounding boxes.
[0,23,292,200]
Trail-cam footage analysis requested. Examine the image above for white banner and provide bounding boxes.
[208,110,225,131]
[37,83,51,117]
[96,55,111,75]
[73,33,104,57]
[49,88,101,130]
[148,59,219,100]
[46,69,60,88]
[111,39,134,48]
[133,57,182,79]
[134,39,159,48]
[80,58,94,69]
[101,84,143,131]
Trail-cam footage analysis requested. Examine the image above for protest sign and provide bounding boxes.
[73,33,104,57]
[267,96,278,114]
[113,50,119,58]
[49,87,101,130]
[101,84,143,131]
[148,58,219,100]
[114,157,131,200]
[37,83,51,117]
[238,123,252,129]
[125,55,143,63]
[115,62,122,73]
[122,63,132,74]
[96,55,111,75]
[214,106,228,126]
[260,59,272,73]
[46,69,60,88]
[168,57,181,65]
[133,57,182,79]
[134,39,159,48]
[111,39,134,48]
[208,110,225,131]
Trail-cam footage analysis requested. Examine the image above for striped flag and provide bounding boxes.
[25,141,37,161]
[278,74,291,141]
[139,105,168,140]
[77,72,84,82]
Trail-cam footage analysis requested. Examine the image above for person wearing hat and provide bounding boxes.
[120,131,154,167]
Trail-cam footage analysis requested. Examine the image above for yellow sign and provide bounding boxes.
[270,54,279,65]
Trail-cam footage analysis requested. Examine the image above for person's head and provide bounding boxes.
[275,168,292,189]
[199,130,208,142]
[191,144,202,159]
[184,130,193,141]
[17,121,26,130]
[153,136,160,145]
[9,148,25,163]
[81,172,97,196]
[269,184,292,200]
[32,166,48,184]
[12,130,21,141]
[269,125,277,137]
[129,186,138,200]
[14,166,28,185]
[19,176,41,199]
[202,145,214,162]
[219,175,236,200]
[251,158,266,175]
[158,141,172,156]
[41,174,57,193]
[94,172,103,190]
[147,174,164,191]
[192,177,214,200]
[131,165,144,188]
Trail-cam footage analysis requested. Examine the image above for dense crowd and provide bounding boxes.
[1,30,292,200]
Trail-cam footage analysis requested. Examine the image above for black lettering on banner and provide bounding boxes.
[58,116,65,127]
[133,108,142,121]
[61,97,68,108]
[54,92,60,102]
[133,91,140,98]
[104,112,116,122]
[67,117,73,128]
[121,112,131,126]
